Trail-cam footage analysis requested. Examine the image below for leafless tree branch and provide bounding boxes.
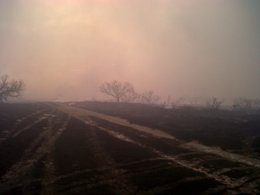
[0,75,25,102]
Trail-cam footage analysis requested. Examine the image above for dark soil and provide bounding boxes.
[76,101,260,155]
[0,102,260,194]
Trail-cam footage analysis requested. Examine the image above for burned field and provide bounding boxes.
[0,102,260,194]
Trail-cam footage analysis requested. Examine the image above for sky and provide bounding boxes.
[0,0,260,102]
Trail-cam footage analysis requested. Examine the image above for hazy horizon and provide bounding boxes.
[1,0,260,102]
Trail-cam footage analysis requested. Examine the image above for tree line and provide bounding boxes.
[1,74,259,112]
[99,80,260,111]
[100,80,160,104]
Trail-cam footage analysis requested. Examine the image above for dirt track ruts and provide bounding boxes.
[1,103,260,194]
[54,103,260,194]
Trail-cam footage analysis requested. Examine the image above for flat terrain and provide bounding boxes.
[0,102,260,194]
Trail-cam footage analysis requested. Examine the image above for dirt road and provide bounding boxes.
[55,104,260,194]
[57,104,260,168]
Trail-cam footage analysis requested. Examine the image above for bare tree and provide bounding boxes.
[100,80,136,103]
[140,90,160,104]
[206,97,223,110]
[0,75,24,102]
[121,89,139,103]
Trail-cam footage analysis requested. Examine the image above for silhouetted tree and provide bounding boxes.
[0,75,24,102]
[140,90,160,104]
[121,89,139,103]
[100,80,136,103]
